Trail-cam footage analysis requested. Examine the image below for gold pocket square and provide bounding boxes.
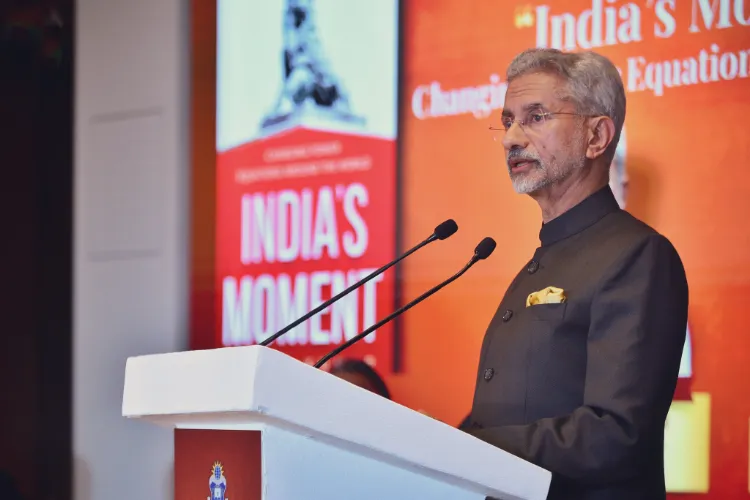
[526,286,567,307]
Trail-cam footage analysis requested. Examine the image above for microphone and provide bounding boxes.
[259,219,459,347]
[314,236,497,368]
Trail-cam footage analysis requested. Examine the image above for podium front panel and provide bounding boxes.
[174,423,491,500]
[175,429,262,500]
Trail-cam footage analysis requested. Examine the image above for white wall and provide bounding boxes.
[74,0,189,498]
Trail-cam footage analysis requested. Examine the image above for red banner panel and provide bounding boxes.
[216,129,397,371]
[175,429,262,500]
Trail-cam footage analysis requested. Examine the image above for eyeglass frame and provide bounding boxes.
[489,108,601,136]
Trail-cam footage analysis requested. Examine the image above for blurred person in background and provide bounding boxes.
[330,359,474,429]
[608,125,627,210]
[329,358,391,400]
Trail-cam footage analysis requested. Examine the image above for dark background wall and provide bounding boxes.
[0,1,73,499]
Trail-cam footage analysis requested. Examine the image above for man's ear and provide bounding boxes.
[586,117,615,160]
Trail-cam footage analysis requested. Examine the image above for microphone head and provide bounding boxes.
[434,219,458,240]
[474,237,497,260]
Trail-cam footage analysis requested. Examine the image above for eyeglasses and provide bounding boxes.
[489,110,593,140]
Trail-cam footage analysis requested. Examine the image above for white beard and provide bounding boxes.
[509,130,586,195]
[511,165,554,194]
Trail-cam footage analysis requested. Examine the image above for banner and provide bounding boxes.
[215,0,400,371]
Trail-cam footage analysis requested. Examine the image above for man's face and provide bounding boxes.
[500,72,589,195]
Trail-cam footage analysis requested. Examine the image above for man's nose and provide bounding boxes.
[501,122,529,151]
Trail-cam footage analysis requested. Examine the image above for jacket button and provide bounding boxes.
[502,310,513,322]
[484,368,495,381]
[527,260,539,274]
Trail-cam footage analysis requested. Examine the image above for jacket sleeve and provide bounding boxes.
[465,234,689,485]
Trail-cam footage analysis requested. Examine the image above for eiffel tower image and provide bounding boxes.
[260,0,366,135]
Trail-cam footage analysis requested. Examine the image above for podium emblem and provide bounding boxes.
[208,461,228,500]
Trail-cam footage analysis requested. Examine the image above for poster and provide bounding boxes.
[215,0,400,371]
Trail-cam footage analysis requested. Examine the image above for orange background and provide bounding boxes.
[191,0,750,498]
[389,1,750,498]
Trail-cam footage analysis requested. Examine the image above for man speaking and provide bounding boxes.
[465,48,688,500]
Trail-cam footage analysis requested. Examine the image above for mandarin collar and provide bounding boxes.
[539,186,621,247]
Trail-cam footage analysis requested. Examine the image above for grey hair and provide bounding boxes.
[506,48,626,163]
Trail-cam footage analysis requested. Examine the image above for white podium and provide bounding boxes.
[122,345,551,500]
